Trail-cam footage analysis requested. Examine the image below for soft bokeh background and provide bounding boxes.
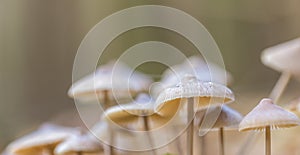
[1,0,300,153]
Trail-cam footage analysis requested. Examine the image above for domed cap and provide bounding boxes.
[68,60,153,102]
[196,105,243,130]
[155,75,235,116]
[161,56,233,86]
[7,124,79,155]
[103,94,168,130]
[239,98,300,132]
[54,134,103,154]
[261,38,300,76]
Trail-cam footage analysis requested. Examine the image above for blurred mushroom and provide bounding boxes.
[104,94,170,155]
[54,133,103,155]
[195,105,242,155]
[68,60,153,109]
[6,124,79,155]
[239,98,300,155]
[152,56,233,98]
[155,75,234,155]
[261,38,300,102]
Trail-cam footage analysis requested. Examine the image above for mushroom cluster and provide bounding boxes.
[3,37,300,155]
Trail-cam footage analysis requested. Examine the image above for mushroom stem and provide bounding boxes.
[200,135,206,155]
[108,124,114,155]
[103,90,109,109]
[219,127,224,155]
[265,126,271,155]
[269,72,291,103]
[187,97,194,155]
[143,116,157,155]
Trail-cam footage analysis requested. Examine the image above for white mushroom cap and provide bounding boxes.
[261,38,300,76]
[68,60,153,102]
[152,56,233,98]
[103,94,169,130]
[162,56,233,85]
[155,75,235,117]
[54,134,103,155]
[7,124,79,155]
[195,105,243,130]
[239,98,300,132]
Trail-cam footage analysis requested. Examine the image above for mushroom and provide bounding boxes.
[195,105,242,155]
[103,94,171,155]
[54,133,103,155]
[152,56,233,98]
[6,124,78,155]
[285,97,300,116]
[239,98,300,155]
[261,38,300,102]
[155,75,235,155]
[68,60,153,108]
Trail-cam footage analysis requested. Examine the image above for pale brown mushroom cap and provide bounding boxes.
[7,124,78,155]
[68,61,153,102]
[155,75,235,116]
[239,98,300,132]
[103,94,169,130]
[54,134,103,155]
[195,105,243,130]
[261,38,300,76]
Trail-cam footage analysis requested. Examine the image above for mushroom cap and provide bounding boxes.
[155,75,235,116]
[261,38,300,76]
[103,94,169,130]
[162,56,233,85]
[285,97,300,117]
[54,134,103,155]
[152,56,233,98]
[195,105,243,130]
[68,61,153,102]
[7,124,78,155]
[239,98,300,132]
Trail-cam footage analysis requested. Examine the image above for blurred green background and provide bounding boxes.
[1,0,300,150]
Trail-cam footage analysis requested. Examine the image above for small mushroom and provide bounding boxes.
[155,75,234,155]
[195,105,242,155]
[261,38,300,102]
[68,60,153,108]
[239,98,300,155]
[104,94,170,155]
[54,133,103,155]
[7,124,78,155]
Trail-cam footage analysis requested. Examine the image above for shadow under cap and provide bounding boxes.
[155,75,235,117]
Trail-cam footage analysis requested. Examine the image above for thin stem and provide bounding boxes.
[103,90,109,109]
[143,116,157,155]
[187,98,194,155]
[108,124,114,155]
[200,135,206,155]
[266,127,271,155]
[220,128,224,155]
[269,72,291,103]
